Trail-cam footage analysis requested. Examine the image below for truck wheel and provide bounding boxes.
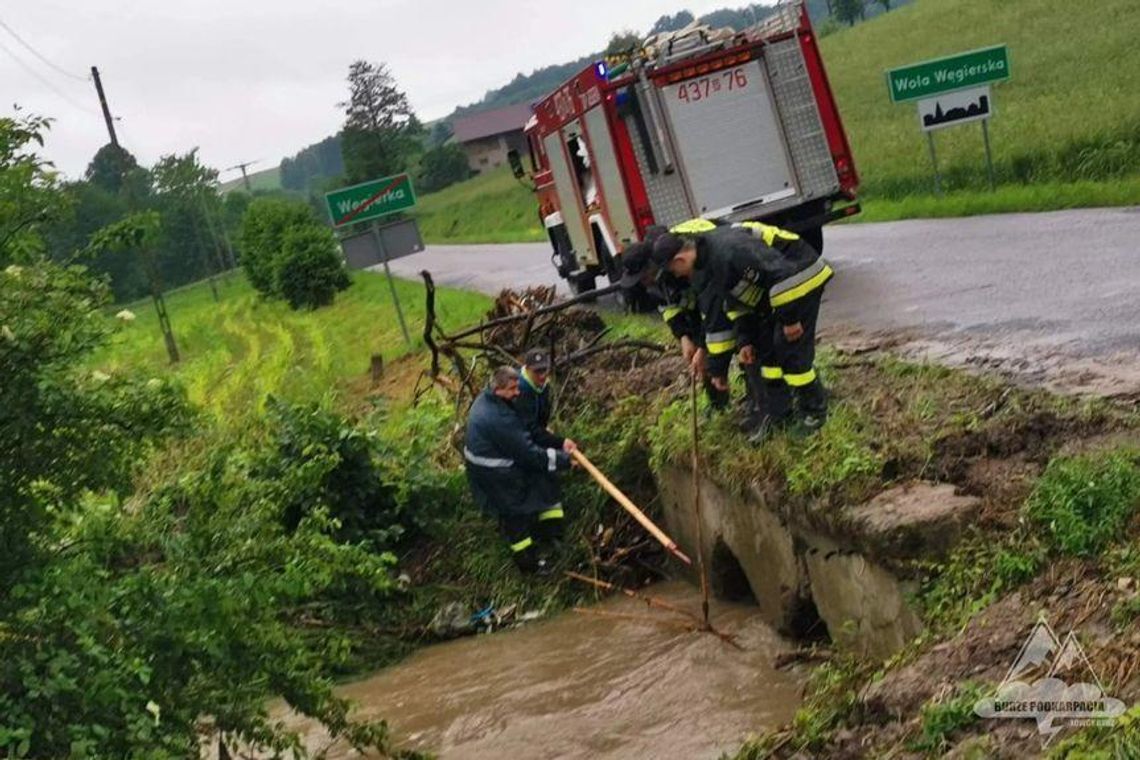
[568,273,596,296]
[802,226,824,254]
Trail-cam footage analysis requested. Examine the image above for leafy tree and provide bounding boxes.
[875,0,891,10]
[605,29,641,55]
[0,110,60,266]
[274,223,350,310]
[417,143,471,193]
[700,4,774,30]
[339,60,417,183]
[0,261,391,755]
[238,196,347,309]
[46,180,148,300]
[150,150,230,290]
[238,196,319,296]
[648,11,695,35]
[428,120,453,148]
[280,134,345,193]
[834,0,866,26]
[84,143,144,196]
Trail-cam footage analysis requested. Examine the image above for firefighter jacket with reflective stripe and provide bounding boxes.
[658,285,701,341]
[464,388,570,516]
[695,227,831,376]
[515,367,564,450]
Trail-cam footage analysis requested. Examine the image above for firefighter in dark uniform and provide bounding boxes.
[464,366,574,573]
[514,348,577,546]
[651,222,832,441]
[620,225,732,410]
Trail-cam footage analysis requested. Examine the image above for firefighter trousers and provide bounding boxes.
[498,499,566,572]
[751,289,827,422]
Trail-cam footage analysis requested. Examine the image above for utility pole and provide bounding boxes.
[225,160,258,192]
[92,63,180,362]
[90,66,119,147]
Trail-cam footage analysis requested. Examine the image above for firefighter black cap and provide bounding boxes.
[651,232,686,268]
[618,226,669,289]
[524,348,551,371]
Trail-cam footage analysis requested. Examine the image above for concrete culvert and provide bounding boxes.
[710,537,755,603]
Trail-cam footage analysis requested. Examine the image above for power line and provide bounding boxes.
[0,17,87,82]
[0,37,99,116]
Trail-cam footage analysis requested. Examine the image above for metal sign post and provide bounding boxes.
[887,46,1009,195]
[369,221,412,346]
[325,173,421,347]
[926,132,942,196]
[982,119,996,191]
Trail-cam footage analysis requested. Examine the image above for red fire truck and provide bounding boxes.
[509,1,859,294]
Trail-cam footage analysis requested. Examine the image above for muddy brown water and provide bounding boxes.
[278,581,805,759]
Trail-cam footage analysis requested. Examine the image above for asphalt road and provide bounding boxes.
[386,206,1140,394]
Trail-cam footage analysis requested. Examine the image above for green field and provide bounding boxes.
[94,273,491,421]
[411,0,1140,242]
[821,0,1140,200]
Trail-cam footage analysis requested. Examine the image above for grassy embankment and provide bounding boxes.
[412,0,1140,243]
[413,166,543,244]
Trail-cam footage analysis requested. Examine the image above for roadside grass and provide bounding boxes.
[856,177,1140,223]
[93,272,491,423]
[414,166,545,244]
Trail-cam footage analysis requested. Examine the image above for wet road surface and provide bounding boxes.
[388,206,1140,395]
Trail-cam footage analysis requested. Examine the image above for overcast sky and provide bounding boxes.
[2,0,739,182]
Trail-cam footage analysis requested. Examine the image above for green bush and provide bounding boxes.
[273,223,350,309]
[1024,451,1140,557]
[0,261,402,756]
[237,197,325,300]
[416,143,471,193]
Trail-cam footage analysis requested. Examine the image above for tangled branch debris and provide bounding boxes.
[418,273,669,408]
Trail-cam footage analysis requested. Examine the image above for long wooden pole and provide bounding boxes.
[691,374,711,627]
[570,450,692,566]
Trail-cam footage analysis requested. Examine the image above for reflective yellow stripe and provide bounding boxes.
[661,305,684,322]
[735,221,799,247]
[707,339,736,354]
[671,218,716,234]
[510,536,534,553]
[770,264,833,308]
[706,330,735,355]
[761,366,784,380]
[784,369,817,387]
[538,507,564,521]
[725,309,749,321]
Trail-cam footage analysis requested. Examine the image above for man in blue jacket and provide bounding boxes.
[465,366,575,574]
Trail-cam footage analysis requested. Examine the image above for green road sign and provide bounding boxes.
[325,173,416,227]
[887,45,1009,103]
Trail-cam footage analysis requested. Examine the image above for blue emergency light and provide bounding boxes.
[595,61,608,79]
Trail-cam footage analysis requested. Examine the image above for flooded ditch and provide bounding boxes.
[277,582,805,759]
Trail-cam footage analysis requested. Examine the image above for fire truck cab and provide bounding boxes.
[511,1,859,295]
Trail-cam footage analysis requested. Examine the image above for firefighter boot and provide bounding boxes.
[791,379,829,436]
[737,362,766,432]
[747,379,793,445]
